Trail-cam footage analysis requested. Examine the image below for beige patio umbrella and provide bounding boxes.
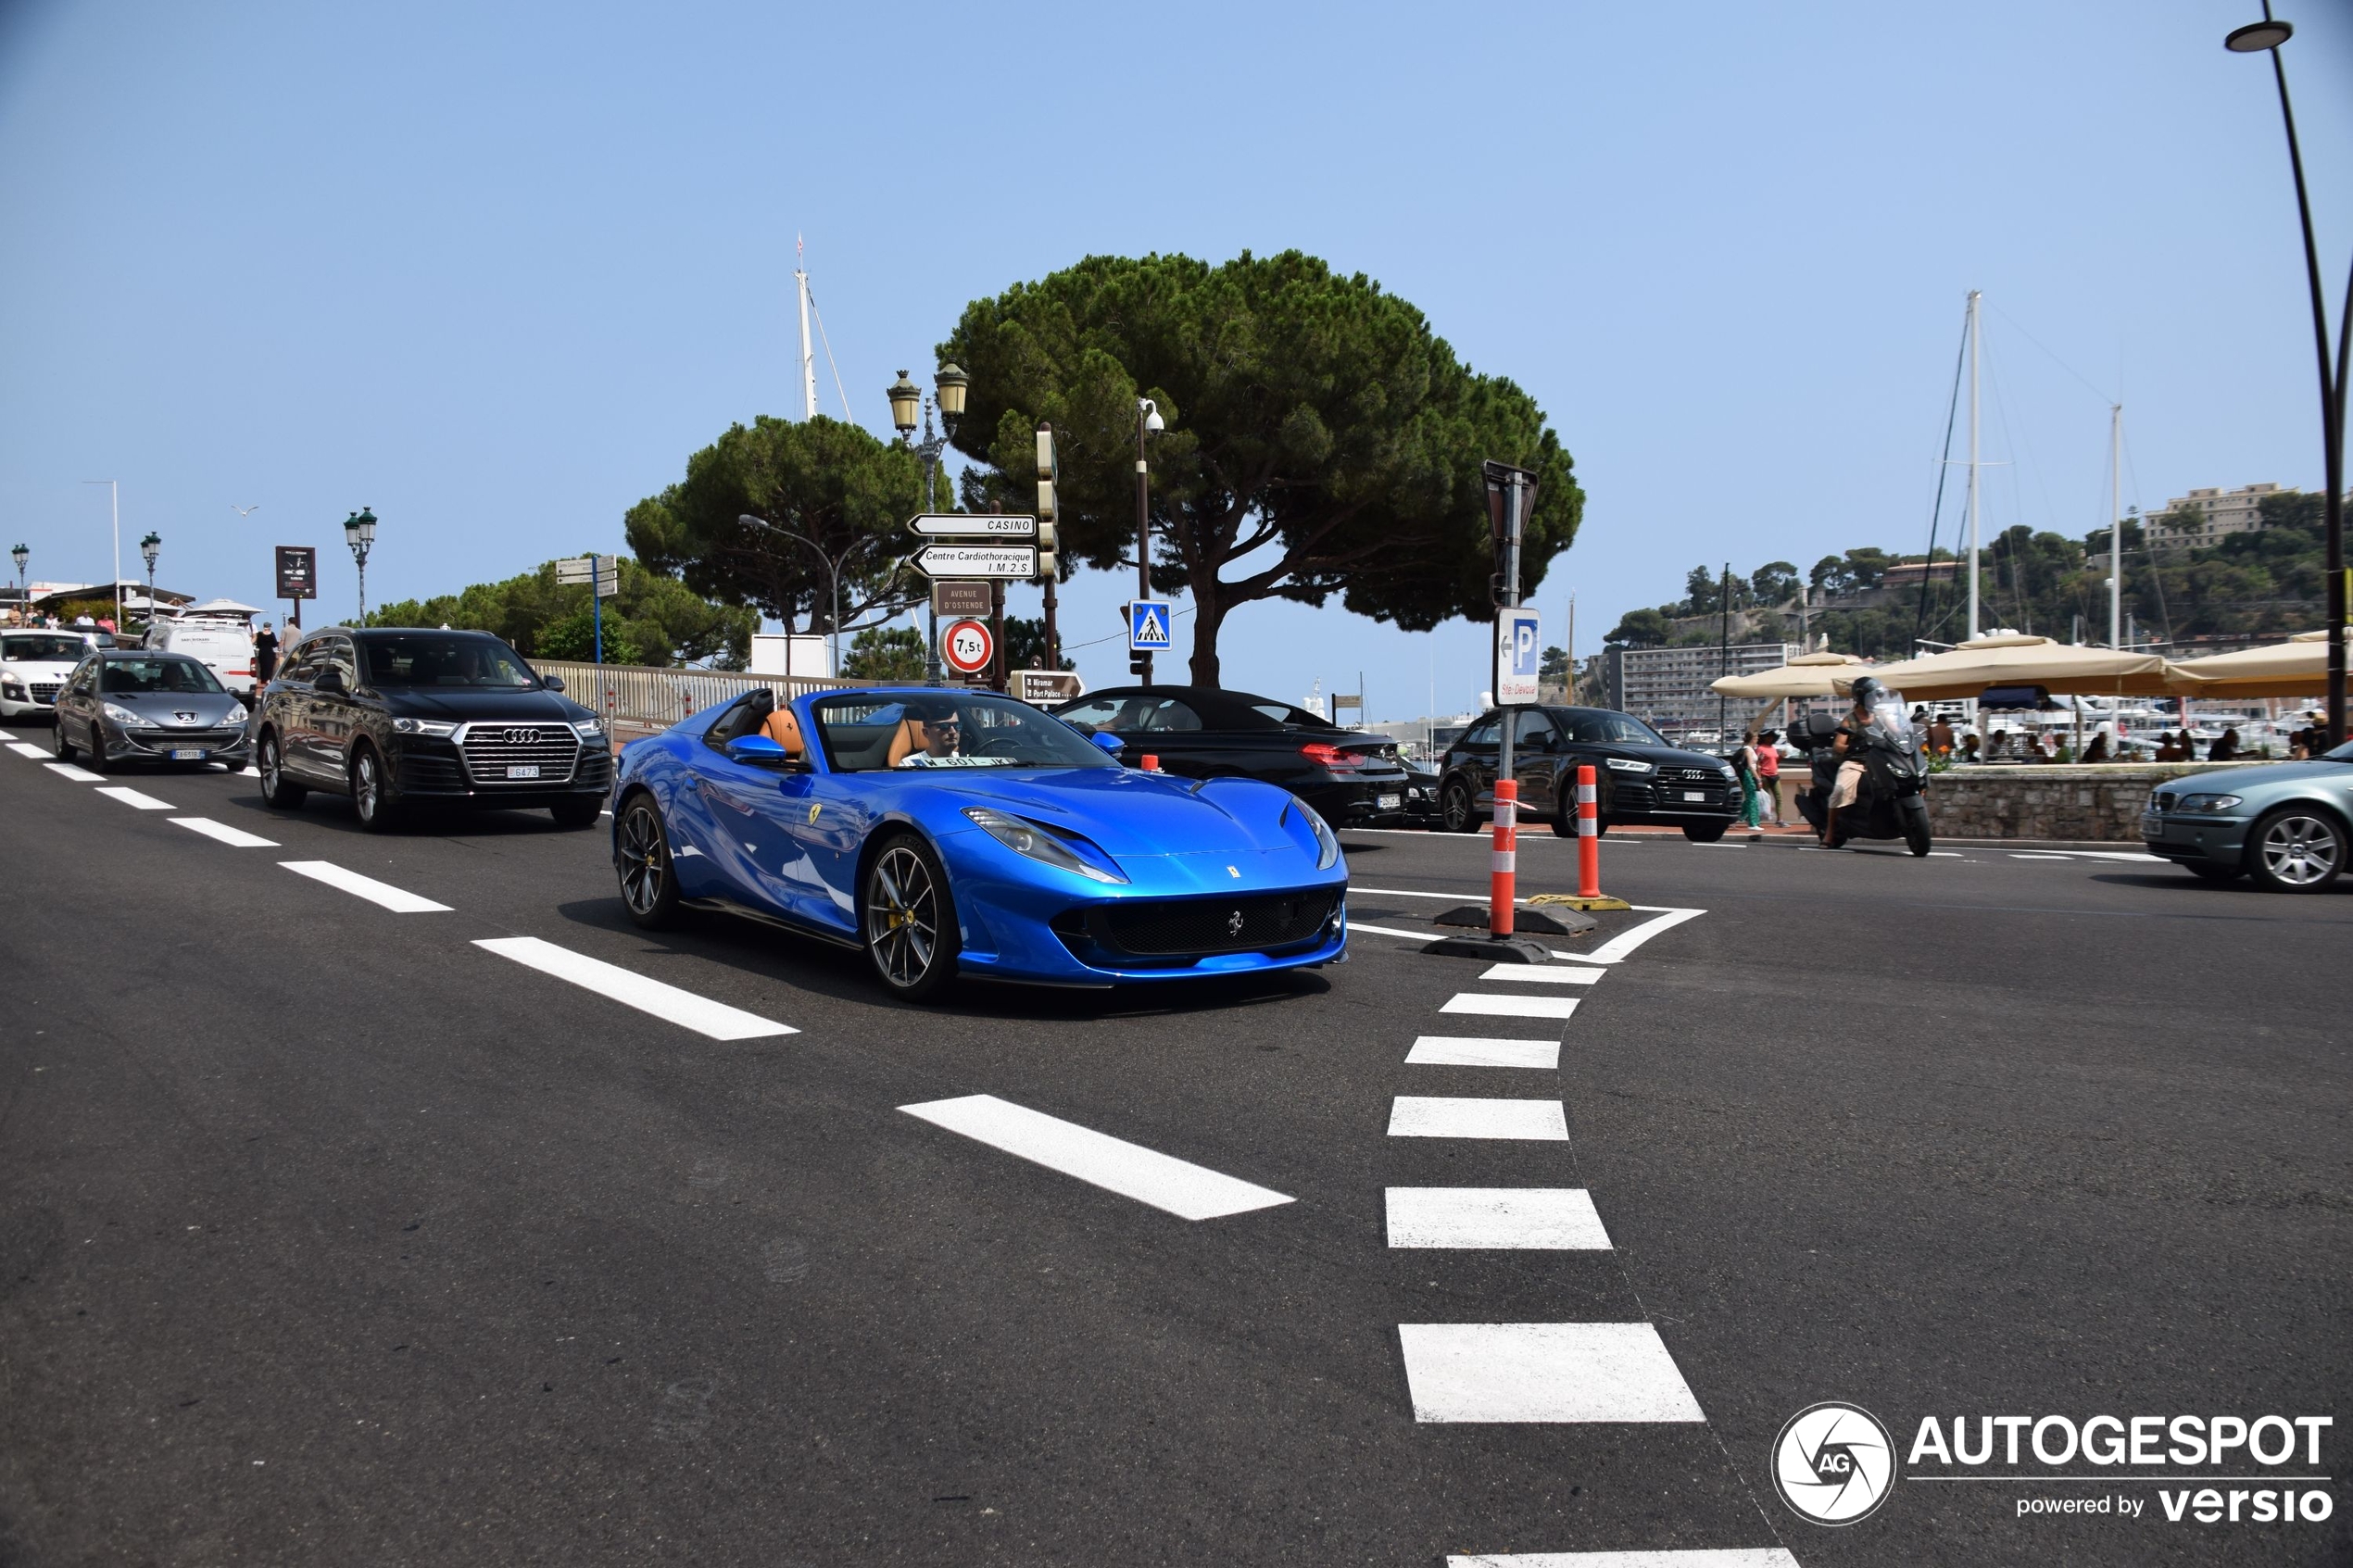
[1832,633,2176,699]
[1707,649,1868,700]
[2167,630,2330,697]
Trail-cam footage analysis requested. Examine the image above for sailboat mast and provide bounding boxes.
[795,236,818,420]
[1966,288,1982,641]
[2108,404,2122,647]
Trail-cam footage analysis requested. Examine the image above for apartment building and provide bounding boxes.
[1602,641,1798,732]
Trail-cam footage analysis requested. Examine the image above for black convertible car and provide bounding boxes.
[1436,705,1743,841]
[1052,685,1411,827]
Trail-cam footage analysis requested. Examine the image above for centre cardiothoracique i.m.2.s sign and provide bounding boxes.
[1771,1403,2336,1531]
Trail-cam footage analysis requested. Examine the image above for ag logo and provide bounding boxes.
[1772,1401,1895,1524]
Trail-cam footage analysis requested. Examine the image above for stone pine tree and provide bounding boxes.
[941,251,1581,686]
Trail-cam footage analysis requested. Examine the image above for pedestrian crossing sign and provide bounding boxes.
[1128,599,1173,652]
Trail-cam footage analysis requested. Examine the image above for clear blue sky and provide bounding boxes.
[3,0,2347,719]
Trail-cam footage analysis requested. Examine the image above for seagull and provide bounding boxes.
[231,504,260,519]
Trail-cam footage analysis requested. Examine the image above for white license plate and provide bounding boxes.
[170,748,206,760]
[1682,790,1706,802]
[1377,794,1402,810]
[506,764,541,779]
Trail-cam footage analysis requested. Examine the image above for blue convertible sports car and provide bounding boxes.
[609,686,1351,998]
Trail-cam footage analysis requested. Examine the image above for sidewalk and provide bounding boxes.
[1606,823,2151,852]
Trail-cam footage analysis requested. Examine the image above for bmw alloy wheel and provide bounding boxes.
[863,837,957,999]
[2250,809,2343,892]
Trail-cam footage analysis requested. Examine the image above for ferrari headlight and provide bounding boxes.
[962,807,1126,884]
[1285,799,1341,870]
[392,717,459,736]
[2177,793,2243,813]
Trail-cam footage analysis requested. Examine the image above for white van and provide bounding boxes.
[146,618,257,696]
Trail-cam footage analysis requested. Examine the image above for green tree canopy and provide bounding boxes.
[941,250,1582,685]
[1004,615,1076,671]
[625,414,927,635]
[841,624,927,681]
[366,556,753,669]
[1605,608,1672,647]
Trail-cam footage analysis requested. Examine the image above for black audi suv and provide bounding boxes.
[250,626,611,831]
[1436,705,1743,841]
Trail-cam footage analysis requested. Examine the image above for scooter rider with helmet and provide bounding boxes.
[1822,676,1882,845]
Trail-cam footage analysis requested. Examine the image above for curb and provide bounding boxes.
[1608,829,2152,853]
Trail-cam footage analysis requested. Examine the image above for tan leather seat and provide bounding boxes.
[884,716,929,766]
[760,706,805,758]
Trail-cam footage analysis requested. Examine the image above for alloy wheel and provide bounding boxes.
[619,805,667,916]
[355,752,381,819]
[866,844,940,990]
[2258,813,2340,888]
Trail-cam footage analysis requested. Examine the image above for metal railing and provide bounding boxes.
[528,659,853,740]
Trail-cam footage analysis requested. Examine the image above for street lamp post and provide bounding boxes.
[139,533,161,632]
[890,366,967,682]
[736,513,899,678]
[1135,396,1164,684]
[344,508,377,625]
[10,544,26,621]
[2226,9,2349,745]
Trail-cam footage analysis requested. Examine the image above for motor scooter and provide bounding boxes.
[1790,693,1933,856]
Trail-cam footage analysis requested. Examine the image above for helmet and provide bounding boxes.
[1849,675,1883,706]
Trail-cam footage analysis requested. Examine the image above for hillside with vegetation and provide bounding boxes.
[366,556,756,669]
[1604,490,2331,659]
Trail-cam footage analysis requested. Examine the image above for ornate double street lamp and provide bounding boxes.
[11,544,27,618]
[344,508,377,625]
[139,532,161,629]
[889,365,968,681]
[2226,8,2348,744]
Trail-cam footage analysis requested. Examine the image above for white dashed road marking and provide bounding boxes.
[1349,921,1437,941]
[1388,1096,1568,1141]
[1396,1322,1705,1423]
[170,817,280,848]
[1405,1035,1559,1070]
[900,1093,1293,1221]
[280,859,451,913]
[0,728,16,740]
[95,785,175,810]
[1386,1187,1611,1250]
[1477,963,1602,985]
[8,742,52,759]
[1442,993,1581,1022]
[474,935,795,1041]
[44,763,102,782]
[1448,1551,1801,1567]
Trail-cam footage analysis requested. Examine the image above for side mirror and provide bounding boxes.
[314,666,346,695]
[725,734,794,768]
[1090,731,1126,757]
[543,674,566,692]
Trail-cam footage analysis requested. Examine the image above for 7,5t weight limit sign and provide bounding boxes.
[942,618,995,676]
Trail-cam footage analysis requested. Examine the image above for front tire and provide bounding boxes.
[258,732,308,809]
[351,745,400,832]
[51,719,75,761]
[1901,797,1932,857]
[614,796,683,929]
[2245,806,2345,894]
[1682,822,1728,844]
[1441,780,1479,834]
[862,833,960,1001]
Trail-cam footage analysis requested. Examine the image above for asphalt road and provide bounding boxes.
[2,734,2346,1566]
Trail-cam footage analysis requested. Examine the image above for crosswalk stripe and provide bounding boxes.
[170,817,279,848]
[1386,1187,1610,1249]
[44,763,102,782]
[94,785,175,810]
[1396,1323,1705,1423]
[1448,1551,1801,1567]
[900,1093,1292,1221]
[1388,1097,1567,1141]
[474,935,795,1040]
[0,728,16,741]
[1405,1035,1558,1069]
[1478,964,1602,985]
[1442,993,1580,1021]
[8,741,52,759]
[280,859,451,912]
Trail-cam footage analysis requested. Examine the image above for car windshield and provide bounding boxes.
[1560,709,1667,745]
[812,693,1114,771]
[100,657,223,694]
[359,633,537,688]
[3,634,85,662]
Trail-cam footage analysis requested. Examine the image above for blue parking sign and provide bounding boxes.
[1496,608,1541,704]
[1128,599,1173,651]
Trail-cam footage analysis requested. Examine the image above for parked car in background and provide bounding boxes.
[1399,762,1442,828]
[1052,685,1411,829]
[145,617,257,696]
[2141,741,2351,892]
[0,630,94,721]
[251,626,610,831]
[50,650,251,771]
[1436,705,1742,841]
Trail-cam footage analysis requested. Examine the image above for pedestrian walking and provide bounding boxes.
[1735,729,1765,835]
[253,621,280,686]
[1754,727,1782,824]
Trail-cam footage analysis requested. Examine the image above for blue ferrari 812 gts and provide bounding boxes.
[609,686,1351,998]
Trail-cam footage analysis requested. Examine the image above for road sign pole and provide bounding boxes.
[989,579,1006,694]
[593,581,602,666]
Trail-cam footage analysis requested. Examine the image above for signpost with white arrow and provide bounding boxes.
[912,544,1037,579]
[909,515,1036,538]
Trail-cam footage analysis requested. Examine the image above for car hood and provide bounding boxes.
[105,690,245,723]
[2,659,78,678]
[1593,743,1732,771]
[376,687,588,721]
[914,767,1302,857]
[2165,760,2353,796]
